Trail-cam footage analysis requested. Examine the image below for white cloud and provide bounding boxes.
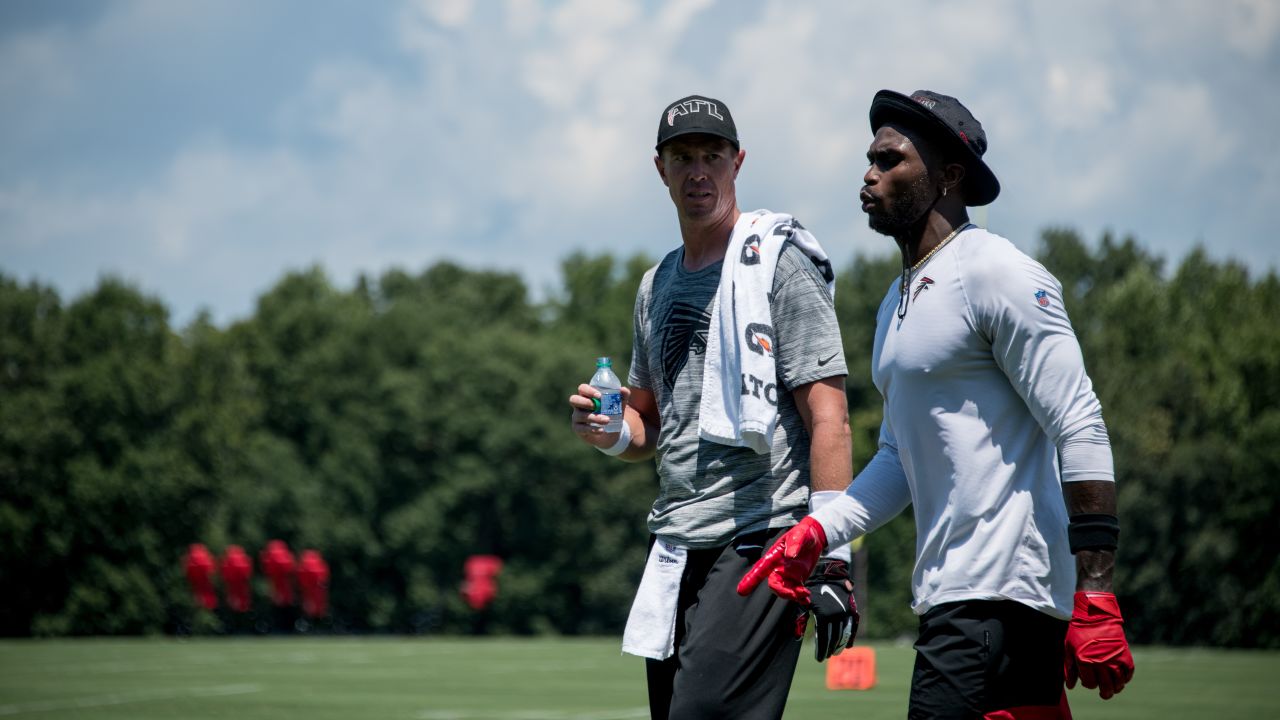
[1,0,1277,325]
[503,0,542,37]
[94,0,234,38]
[1123,0,1280,59]
[0,30,77,101]
[420,0,475,29]
[521,0,645,108]
[656,0,715,36]
[1048,79,1223,208]
[1043,61,1116,131]
[1222,0,1280,57]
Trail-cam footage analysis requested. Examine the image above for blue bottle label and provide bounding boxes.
[599,392,623,416]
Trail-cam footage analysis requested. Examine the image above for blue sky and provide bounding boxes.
[3,0,1278,326]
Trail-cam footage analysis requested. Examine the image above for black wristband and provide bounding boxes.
[1068,513,1119,554]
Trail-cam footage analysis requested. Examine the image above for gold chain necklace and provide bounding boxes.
[911,222,971,271]
[896,223,973,320]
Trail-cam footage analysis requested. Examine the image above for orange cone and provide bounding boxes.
[825,646,877,690]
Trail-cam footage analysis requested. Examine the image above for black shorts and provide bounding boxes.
[645,527,805,720]
[908,600,1068,719]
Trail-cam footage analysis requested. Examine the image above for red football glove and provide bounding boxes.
[737,517,828,604]
[1064,591,1135,700]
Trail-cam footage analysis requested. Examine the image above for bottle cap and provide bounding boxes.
[596,356,612,367]
[591,397,601,412]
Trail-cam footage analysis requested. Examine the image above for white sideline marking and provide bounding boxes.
[0,683,261,716]
[416,708,648,720]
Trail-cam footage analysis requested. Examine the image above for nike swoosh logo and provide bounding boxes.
[817,352,839,367]
[819,585,845,611]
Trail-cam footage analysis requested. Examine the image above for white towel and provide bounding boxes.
[698,209,835,454]
[621,537,688,660]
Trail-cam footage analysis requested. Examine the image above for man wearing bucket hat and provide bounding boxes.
[570,94,856,718]
[740,90,1135,718]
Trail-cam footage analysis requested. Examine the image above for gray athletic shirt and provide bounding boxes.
[629,239,848,548]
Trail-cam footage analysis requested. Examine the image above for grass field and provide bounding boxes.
[1,638,1277,719]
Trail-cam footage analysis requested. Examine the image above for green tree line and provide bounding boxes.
[1,229,1276,647]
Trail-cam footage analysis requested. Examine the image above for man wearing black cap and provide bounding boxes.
[569,94,857,718]
[740,90,1135,718]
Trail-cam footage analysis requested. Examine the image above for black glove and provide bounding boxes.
[805,558,859,662]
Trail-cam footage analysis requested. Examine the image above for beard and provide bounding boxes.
[866,174,936,237]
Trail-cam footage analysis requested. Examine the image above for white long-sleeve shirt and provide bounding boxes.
[813,227,1114,620]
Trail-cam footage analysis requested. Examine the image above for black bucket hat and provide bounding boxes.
[656,94,739,152]
[869,89,1000,206]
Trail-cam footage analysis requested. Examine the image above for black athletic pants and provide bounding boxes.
[908,599,1069,719]
[645,526,804,720]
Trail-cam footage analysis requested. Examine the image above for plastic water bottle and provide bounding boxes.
[590,357,624,433]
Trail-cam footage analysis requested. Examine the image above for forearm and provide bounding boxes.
[1064,479,1119,593]
[616,408,659,462]
[792,376,852,493]
[1060,434,1134,698]
[1075,549,1116,592]
[806,413,853,561]
[808,414,852,493]
[811,445,911,546]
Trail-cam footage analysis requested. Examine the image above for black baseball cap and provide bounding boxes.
[869,89,1000,206]
[655,94,738,152]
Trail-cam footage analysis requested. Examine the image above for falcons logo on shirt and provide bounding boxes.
[912,276,935,301]
[660,301,710,394]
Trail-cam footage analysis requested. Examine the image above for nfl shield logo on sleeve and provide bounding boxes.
[1034,289,1050,308]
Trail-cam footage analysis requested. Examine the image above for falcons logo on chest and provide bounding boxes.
[912,276,935,301]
